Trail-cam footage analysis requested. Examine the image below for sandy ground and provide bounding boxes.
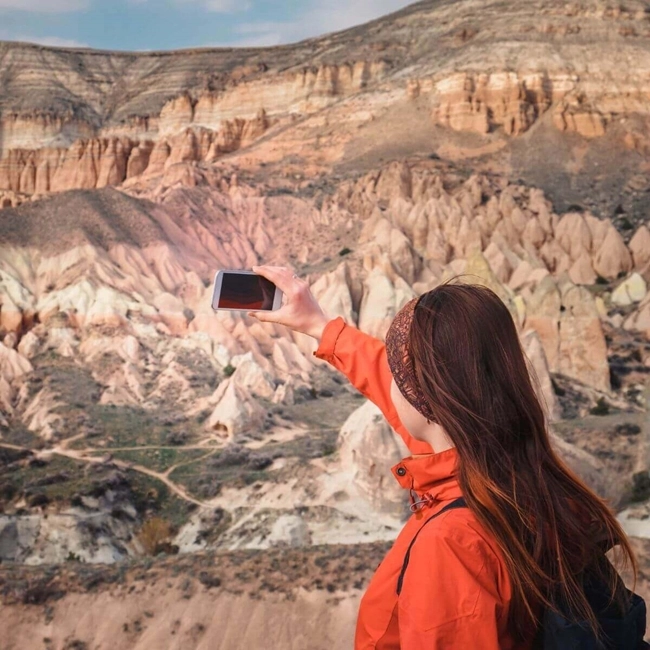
[1,581,360,650]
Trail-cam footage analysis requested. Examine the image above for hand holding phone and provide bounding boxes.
[212,269,283,311]
[246,266,331,341]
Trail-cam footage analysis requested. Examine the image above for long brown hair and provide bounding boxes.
[408,280,637,644]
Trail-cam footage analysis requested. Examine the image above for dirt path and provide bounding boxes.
[0,420,342,510]
[0,441,212,508]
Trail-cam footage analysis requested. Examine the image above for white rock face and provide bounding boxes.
[16,331,40,358]
[358,267,416,339]
[0,511,138,565]
[229,351,276,399]
[629,225,650,272]
[311,263,356,322]
[593,227,633,280]
[611,272,647,306]
[521,329,560,421]
[272,376,295,405]
[624,293,650,334]
[1,148,647,571]
[525,276,610,392]
[0,342,32,382]
[267,514,311,548]
[0,343,33,415]
[338,400,409,517]
[558,281,610,393]
[207,378,266,438]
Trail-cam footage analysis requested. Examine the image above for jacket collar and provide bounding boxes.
[391,446,463,502]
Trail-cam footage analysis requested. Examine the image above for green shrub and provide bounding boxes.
[631,472,650,502]
[338,247,352,256]
[137,517,173,555]
[589,397,610,416]
[223,364,236,377]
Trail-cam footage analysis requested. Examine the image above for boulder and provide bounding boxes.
[593,227,633,280]
[207,378,266,438]
[558,281,610,392]
[310,263,355,323]
[611,272,647,306]
[272,376,295,405]
[551,433,628,506]
[483,242,512,283]
[358,267,416,339]
[523,276,562,371]
[338,400,409,517]
[463,251,518,322]
[0,342,32,383]
[555,213,592,260]
[629,225,650,271]
[267,515,311,548]
[230,351,276,399]
[624,294,650,335]
[568,251,597,285]
[521,330,560,421]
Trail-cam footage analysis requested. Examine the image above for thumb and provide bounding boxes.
[248,311,266,321]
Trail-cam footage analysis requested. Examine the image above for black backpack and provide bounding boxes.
[396,497,649,649]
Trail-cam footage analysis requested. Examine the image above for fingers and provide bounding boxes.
[252,265,299,294]
[248,304,289,322]
[248,310,271,322]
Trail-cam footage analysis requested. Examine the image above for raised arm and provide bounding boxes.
[246,265,433,455]
[313,316,433,455]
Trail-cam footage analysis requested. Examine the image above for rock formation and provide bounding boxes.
[1,7,649,621]
[337,401,409,517]
[2,0,650,226]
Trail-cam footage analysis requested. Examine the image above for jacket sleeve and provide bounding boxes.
[397,525,505,649]
[313,316,433,455]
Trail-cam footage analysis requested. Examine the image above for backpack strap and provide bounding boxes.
[396,496,468,596]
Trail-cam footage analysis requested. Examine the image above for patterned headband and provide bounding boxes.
[385,296,437,423]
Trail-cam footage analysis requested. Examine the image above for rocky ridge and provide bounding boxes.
[0,3,649,636]
[1,155,649,565]
[2,0,650,226]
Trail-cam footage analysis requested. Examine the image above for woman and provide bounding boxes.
[247,265,638,649]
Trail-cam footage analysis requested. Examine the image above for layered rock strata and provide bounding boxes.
[2,0,650,222]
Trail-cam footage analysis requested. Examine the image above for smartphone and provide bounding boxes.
[211,269,283,312]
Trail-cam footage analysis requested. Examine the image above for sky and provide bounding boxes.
[0,0,415,51]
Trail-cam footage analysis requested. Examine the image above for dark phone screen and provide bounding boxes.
[215,273,277,310]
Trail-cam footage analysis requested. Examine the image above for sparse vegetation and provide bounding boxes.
[566,203,585,213]
[137,517,176,556]
[98,448,207,474]
[223,364,236,377]
[614,423,641,436]
[589,396,610,416]
[630,472,650,503]
[198,571,222,589]
[170,444,278,498]
[0,542,392,608]
[68,404,203,450]
[125,471,191,529]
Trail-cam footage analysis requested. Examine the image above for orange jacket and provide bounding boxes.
[314,316,536,650]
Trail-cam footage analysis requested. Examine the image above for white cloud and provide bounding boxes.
[299,0,414,37]
[173,0,251,13]
[0,30,89,47]
[24,35,89,47]
[234,21,288,35]
[0,0,89,12]
[215,0,413,47]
